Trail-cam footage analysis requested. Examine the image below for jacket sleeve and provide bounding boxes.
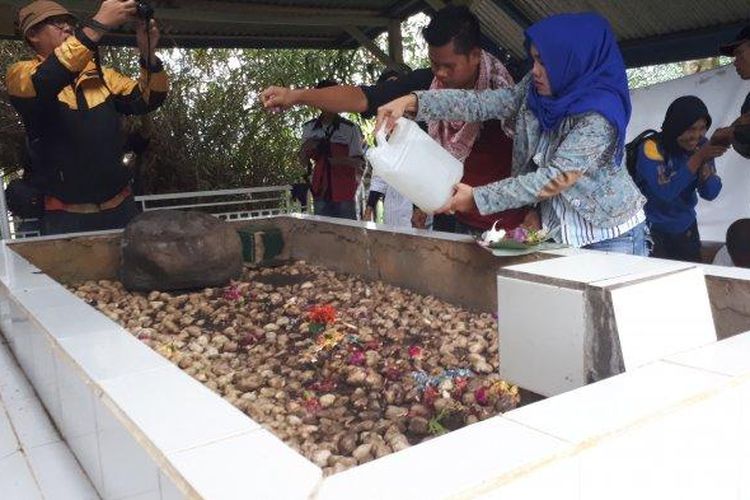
[697,158,722,201]
[6,34,93,104]
[414,73,529,127]
[104,58,169,116]
[472,113,615,215]
[635,140,696,203]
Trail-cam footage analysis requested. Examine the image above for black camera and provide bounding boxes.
[135,1,154,20]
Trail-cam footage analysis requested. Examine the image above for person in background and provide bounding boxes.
[719,25,750,158]
[298,79,365,220]
[376,13,647,253]
[6,0,168,235]
[363,69,420,228]
[713,219,750,268]
[262,6,532,235]
[634,96,727,262]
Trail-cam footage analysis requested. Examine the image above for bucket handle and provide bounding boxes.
[374,117,403,148]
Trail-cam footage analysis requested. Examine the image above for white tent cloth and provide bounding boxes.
[628,65,750,242]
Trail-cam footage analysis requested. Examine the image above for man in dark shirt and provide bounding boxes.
[720,25,750,158]
[261,6,531,235]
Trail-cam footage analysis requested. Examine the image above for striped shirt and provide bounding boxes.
[541,196,645,247]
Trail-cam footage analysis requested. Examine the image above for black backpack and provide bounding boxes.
[625,129,659,182]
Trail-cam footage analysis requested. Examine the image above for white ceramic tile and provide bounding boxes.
[580,387,740,500]
[100,365,258,454]
[666,331,750,376]
[609,268,716,370]
[497,276,586,396]
[56,353,98,441]
[117,490,160,500]
[28,323,59,402]
[736,378,750,500]
[3,262,59,292]
[96,399,160,500]
[159,473,187,500]
[0,406,19,459]
[32,301,119,340]
[0,451,43,499]
[503,253,691,285]
[317,416,569,500]
[6,317,39,386]
[505,361,729,443]
[169,429,321,500]
[13,284,82,315]
[67,432,104,495]
[58,329,170,383]
[0,338,35,404]
[3,395,61,449]
[25,440,99,500]
[472,455,580,500]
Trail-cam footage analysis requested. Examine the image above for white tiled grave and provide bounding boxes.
[498,253,717,396]
[2,233,750,499]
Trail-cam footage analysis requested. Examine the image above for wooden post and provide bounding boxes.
[345,26,401,70]
[387,20,403,65]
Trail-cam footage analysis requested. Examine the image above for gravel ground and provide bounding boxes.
[71,261,519,475]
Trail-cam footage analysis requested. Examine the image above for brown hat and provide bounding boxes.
[17,1,75,37]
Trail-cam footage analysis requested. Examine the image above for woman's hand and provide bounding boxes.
[375,94,418,134]
[436,183,476,214]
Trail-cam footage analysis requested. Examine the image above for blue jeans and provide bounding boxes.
[583,222,648,256]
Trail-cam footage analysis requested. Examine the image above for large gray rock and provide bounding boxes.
[120,210,242,291]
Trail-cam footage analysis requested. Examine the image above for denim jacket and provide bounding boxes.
[415,74,645,228]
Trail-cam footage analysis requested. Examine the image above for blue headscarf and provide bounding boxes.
[525,13,631,164]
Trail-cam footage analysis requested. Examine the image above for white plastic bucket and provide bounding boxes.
[366,118,463,214]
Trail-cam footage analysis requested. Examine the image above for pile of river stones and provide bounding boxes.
[71,261,519,475]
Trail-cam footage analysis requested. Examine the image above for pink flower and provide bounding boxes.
[422,386,439,407]
[408,345,423,360]
[348,350,365,366]
[508,227,528,243]
[223,285,242,301]
[474,386,490,406]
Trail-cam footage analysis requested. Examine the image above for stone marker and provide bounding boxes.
[120,210,243,291]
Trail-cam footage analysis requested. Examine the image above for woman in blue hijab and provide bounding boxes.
[376,13,647,253]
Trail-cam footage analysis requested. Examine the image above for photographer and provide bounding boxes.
[298,79,364,220]
[6,0,168,235]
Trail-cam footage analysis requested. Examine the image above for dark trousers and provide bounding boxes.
[432,213,483,237]
[313,199,356,220]
[650,222,702,263]
[41,197,139,236]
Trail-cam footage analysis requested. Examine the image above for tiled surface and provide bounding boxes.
[736,377,750,500]
[609,268,716,370]
[505,361,729,443]
[12,284,84,315]
[159,473,187,500]
[0,339,99,499]
[169,429,321,500]
[503,253,691,285]
[96,397,160,500]
[497,276,586,396]
[100,365,258,454]
[58,329,171,383]
[317,416,572,500]
[666,331,750,376]
[0,451,43,500]
[579,387,741,500]
[0,406,18,459]
[26,441,100,499]
[472,455,580,500]
[31,301,120,340]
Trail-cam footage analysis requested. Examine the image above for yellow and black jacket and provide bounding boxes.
[5,29,168,204]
